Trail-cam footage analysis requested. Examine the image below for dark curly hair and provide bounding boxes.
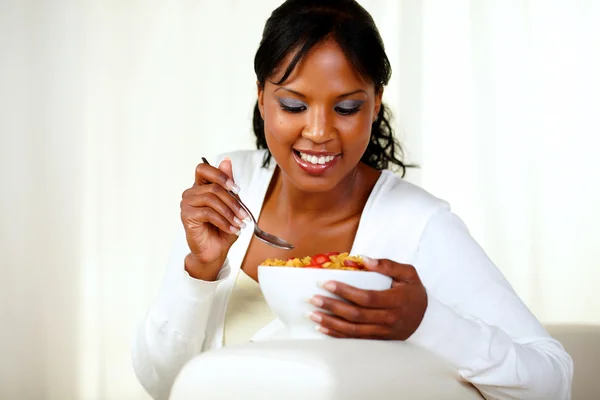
[253,0,410,176]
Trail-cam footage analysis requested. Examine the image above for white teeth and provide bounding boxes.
[297,151,337,165]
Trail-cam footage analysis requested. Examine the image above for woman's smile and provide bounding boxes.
[292,149,341,175]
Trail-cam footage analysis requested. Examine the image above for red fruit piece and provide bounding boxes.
[312,254,329,265]
[343,259,364,269]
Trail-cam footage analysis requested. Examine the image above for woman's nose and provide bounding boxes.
[301,107,335,143]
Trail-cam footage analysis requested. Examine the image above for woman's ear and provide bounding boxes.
[373,88,383,122]
[257,81,265,119]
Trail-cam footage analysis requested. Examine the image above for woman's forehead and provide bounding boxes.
[269,40,374,95]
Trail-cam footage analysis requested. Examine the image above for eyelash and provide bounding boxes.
[335,106,361,116]
[279,103,361,116]
[280,104,306,113]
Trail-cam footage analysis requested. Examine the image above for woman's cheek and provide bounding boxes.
[266,111,302,144]
[340,118,372,153]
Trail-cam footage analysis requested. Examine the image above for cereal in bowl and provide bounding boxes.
[261,252,365,270]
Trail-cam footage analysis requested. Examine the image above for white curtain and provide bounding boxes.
[1,1,598,399]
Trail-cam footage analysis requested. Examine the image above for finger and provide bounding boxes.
[181,205,241,236]
[313,312,392,339]
[183,185,250,222]
[362,257,420,283]
[321,281,401,309]
[218,157,234,181]
[182,192,246,229]
[310,295,395,326]
[194,162,240,194]
[317,325,380,340]
[316,325,346,339]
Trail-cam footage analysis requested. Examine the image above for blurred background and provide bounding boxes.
[1,0,599,399]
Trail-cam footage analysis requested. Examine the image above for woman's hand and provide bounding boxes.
[180,158,249,281]
[308,258,428,340]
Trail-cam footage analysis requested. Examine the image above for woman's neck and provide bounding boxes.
[269,164,379,225]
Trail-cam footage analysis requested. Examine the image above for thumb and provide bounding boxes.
[218,157,234,181]
[362,257,420,283]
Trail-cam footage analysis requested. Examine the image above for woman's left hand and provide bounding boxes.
[308,257,428,340]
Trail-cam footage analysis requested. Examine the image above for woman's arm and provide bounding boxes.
[131,228,230,400]
[408,210,573,399]
[131,150,259,399]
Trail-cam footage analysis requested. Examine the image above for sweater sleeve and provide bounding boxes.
[407,210,573,399]
[131,227,231,400]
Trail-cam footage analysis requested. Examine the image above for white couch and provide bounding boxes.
[169,324,600,399]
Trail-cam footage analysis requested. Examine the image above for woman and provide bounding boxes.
[132,1,573,399]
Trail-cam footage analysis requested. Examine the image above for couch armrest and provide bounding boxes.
[170,339,482,399]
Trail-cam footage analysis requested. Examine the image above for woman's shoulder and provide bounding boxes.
[375,171,450,217]
[358,171,452,262]
[371,171,451,237]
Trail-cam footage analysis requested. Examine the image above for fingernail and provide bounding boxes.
[315,325,328,334]
[320,281,336,292]
[233,217,246,228]
[307,312,322,323]
[226,179,240,194]
[308,296,323,307]
[238,208,250,221]
[230,225,241,236]
[361,255,378,267]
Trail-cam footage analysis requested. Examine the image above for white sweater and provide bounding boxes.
[132,150,573,400]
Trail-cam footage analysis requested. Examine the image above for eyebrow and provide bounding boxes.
[274,87,368,98]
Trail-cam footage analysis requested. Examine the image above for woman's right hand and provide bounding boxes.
[180,158,249,281]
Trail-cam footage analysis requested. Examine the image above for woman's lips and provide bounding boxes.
[293,150,340,175]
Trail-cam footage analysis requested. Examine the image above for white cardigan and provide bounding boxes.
[132,150,572,400]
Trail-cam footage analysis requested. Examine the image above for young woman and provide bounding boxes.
[132,1,573,399]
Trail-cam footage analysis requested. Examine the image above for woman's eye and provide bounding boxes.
[335,106,361,115]
[280,104,307,113]
[278,99,306,113]
[335,100,363,116]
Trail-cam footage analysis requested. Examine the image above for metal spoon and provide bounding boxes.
[202,157,294,250]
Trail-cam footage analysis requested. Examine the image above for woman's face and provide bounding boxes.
[257,40,382,193]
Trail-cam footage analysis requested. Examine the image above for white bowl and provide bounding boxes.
[258,266,393,339]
